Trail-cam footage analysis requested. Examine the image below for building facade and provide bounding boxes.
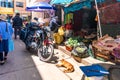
[14,0,30,17]
[0,0,14,14]
[0,0,30,18]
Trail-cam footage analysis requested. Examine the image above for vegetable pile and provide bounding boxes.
[65,37,81,47]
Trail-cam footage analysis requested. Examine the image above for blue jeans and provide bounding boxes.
[0,40,8,61]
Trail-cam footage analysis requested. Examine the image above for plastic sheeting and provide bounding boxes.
[117,0,120,2]
[50,0,105,5]
[50,0,73,5]
[64,1,91,14]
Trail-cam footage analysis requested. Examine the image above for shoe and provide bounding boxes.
[4,57,7,61]
[0,61,5,65]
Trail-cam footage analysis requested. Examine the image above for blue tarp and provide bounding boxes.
[50,0,73,5]
[50,0,119,14]
[64,1,91,14]
[95,0,104,2]
[50,0,105,14]
[50,0,105,5]
[80,64,109,77]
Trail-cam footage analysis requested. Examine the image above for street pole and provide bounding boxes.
[95,0,102,38]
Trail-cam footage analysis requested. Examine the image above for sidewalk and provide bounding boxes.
[0,39,84,80]
[53,49,84,80]
[57,46,115,80]
[0,39,114,80]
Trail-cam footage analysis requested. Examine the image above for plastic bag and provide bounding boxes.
[8,39,14,52]
[58,26,65,36]
[53,33,63,44]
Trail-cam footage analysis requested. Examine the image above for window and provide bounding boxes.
[8,2,13,8]
[16,2,23,7]
[0,0,13,8]
[1,1,6,7]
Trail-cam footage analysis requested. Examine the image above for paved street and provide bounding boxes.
[0,39,84,80]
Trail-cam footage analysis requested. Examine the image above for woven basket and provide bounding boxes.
[72,55,81,63]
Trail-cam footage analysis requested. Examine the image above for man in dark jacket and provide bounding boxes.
[12,13,23,39]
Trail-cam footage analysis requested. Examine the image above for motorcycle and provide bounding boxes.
[20,20,54,62]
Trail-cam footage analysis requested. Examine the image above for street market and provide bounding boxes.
[0,0,120,80]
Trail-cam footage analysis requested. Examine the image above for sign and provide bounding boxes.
[0,7,13,14]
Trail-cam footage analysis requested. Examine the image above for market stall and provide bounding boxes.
[51,0,120,63]
[92,34,120,62]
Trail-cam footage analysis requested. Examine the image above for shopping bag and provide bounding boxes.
[8,39,14,52]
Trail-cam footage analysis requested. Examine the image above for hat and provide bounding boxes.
[0,14,7,21]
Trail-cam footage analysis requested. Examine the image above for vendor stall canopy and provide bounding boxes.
[50,0,120,6]
[50,0,120,14]
[50,0,105,5]
[50,0,73,5]
[50,0,105,14]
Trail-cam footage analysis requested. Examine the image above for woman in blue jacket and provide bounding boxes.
[0,14,13,65]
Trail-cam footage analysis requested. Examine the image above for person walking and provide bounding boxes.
[0,14,13,65]
[12,13,23,39]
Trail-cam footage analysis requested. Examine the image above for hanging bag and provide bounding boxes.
[6,22,14,52]
[8,39,14,52]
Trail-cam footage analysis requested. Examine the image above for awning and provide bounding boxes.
[50,0,73,5]
[0,7,14,14]
[64,1,91,14]
[117,0,120,1]
[50,0,105,5]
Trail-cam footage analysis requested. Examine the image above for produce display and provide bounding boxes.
[75,46,87,53]
[65,37,82,47]
[72,45,89,58]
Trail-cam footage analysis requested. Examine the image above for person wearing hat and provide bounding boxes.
[0,14,13,65]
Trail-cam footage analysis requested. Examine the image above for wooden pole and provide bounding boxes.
[95,0,102,38]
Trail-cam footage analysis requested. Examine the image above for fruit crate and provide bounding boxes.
[92,35,116,61]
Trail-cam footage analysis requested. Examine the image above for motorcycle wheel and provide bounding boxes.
[38,44,54,62]
[25,34,32,51]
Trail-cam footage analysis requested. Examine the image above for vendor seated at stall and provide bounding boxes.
[64,19,73,39]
